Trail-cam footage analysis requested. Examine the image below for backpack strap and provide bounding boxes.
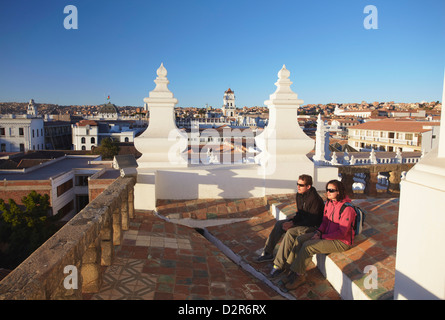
[338,202,355,242]
[338,202,351,221]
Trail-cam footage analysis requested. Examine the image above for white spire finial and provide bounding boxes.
[278,64,290,80]
[148,62,173,98]
[264,64,304,106]
[157,62,167,79]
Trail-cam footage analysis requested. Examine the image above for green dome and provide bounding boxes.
[99,102,119,114]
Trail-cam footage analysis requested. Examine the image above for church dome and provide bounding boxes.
[225,88,234,94]
[99,102,119,114]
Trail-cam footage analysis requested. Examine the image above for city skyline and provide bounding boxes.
[0,0,444,108]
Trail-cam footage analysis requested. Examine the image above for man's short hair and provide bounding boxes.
[298,174,313,186]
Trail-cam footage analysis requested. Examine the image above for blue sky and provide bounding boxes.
[0,0,444,108]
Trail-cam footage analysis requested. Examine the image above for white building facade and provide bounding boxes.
[71,120,135,151]
[347,120,440,153]
[0,100,45,152]
[71,120,99,151]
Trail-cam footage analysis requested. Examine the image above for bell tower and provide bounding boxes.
[27,99,38,117]
[222,88,236,117]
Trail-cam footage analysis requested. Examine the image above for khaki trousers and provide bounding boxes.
[286,232,352,275]
[272,225,315,268]
[263,218,314,256]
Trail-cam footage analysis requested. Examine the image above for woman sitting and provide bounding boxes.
[279,179,356,291]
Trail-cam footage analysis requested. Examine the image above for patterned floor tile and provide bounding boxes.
[87,195,398,300]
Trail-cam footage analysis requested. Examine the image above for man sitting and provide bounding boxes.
[256,174,325,276]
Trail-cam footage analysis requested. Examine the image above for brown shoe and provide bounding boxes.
[281,271,297,285]
[285,274,306,290]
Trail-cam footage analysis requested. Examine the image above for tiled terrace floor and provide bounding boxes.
[85,195,398,300]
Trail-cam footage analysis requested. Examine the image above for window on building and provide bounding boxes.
[57,200,74,216]
[91,137,95,144]
[124,137,129,142]
[81,137,86,143]
[57,179,73,197]
[20,144,25,152]
[0,128,5,136]
[75,175,89,186]
[19,128,24,136]
[32,129,35,138]
[405,133,413,140]
[1,144,5,152]
[389,132,395,139]
[81,145,86,150]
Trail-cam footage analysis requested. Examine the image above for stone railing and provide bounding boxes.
[338,163,416,197]
[0,176,135,300]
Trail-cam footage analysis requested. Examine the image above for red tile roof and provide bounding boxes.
[349,119,440,133]
[77,120,98,127]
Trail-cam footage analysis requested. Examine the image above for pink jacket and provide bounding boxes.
[318,196,355,246]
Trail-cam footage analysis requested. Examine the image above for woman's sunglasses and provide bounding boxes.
[326,189,338,193]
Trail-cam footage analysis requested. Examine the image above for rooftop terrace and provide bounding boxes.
[0,175,399,300]
[85,194,397,300]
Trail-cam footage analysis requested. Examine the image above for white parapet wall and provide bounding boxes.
[134,163,339,210]
[135,165,267,210]
[312,254,370,300]
[394,72,445,300]
[394,147,445,300]
[314,165,341,190]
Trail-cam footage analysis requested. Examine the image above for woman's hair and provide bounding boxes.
[325,179,347,202]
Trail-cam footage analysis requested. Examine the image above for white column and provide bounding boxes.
[394,70,445,300]
[134,63,188,168]
[255,65,315,194]
[133,63,188,210]
[313,113,331,164]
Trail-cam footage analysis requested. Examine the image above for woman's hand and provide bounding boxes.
[311,230,321,240]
